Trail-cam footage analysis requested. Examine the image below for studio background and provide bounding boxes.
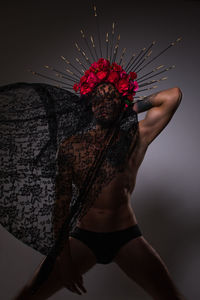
[0,0,199,299]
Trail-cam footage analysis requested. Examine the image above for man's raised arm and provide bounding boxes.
[133,87,182,145]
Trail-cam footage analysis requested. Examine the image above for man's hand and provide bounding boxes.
[56,254,87,295]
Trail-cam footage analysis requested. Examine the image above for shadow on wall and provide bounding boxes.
[134,183,200,300]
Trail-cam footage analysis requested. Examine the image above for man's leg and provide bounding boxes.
[13,236,97,300]
[113,236,187,300]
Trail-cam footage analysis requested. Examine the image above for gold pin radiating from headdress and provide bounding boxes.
[110,22,116,62]
[126,47,147,73]
[137,37,182,73]
[75,58,86,72]
[136,85,158,93]
[44,65,78,82]
[90,35,99,61]
[112,34,121,63]
[106,32,109,60]
[28,1,182,97]
[27,69,74,89]
[139,76,168,88]
[119,47,126,65]
[80,29,96,62]
[125,53,136,71]
[60,56,83,76]
[74,42,92,67]
[133,41,156,72]
[137,65,175,84]
[137,64,165,81]
[93,4,103,58]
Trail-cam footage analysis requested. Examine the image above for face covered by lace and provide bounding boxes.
[0,81,139,292]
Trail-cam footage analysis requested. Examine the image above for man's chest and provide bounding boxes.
[71,131,143,194]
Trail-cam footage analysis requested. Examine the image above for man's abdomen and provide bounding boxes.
[76,200,138,232]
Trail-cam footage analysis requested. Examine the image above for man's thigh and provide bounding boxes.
[113,236,180,300]
[17,236,97,300]
[68,236,97,275]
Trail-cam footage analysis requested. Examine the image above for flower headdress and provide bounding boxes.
[28,4,182,109]
[73,58,139,108]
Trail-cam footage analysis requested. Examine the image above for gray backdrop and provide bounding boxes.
[0,0,199,299]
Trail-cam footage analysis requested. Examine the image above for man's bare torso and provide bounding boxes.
[69,125,148,232]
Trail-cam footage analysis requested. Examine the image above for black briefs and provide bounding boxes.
[69,224,142,264]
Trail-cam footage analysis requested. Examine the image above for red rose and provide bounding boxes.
[80,83,92,95]
[84,70,90,76]
[80,75,87,84]
[96,71,108,81]
[117,79,129,93]
[129,72,137,80]
[91,62,98,69]
[120,71,128,80]
[127,94,133,101]
[73,83,79,92]
[97,58,110,70]
[112,62,122,72]
[108,71,119,83]
[86,72,99,84]
[129,81,135,90]
[133,81,139,91]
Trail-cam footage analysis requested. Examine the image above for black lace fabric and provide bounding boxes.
[0,81,139,292]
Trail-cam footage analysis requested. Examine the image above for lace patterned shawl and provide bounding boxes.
[0,81,139,292]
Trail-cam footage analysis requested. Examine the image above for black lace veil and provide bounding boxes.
[0,81,139,292]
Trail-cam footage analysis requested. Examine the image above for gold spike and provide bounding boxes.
[170,37,182,46]
[147,50,152,57]
[44,65,53,70]
[80,29,85,38]
[166,65,175,71]
[122,48,126,54]
[142,47,146,51]
[75,58,85,73]
[75,42,81,51]
[66,69,74,75]
[112,22,115,34]
[55,73,61,78]
[161,76,168,80]
[60,56,70,64]
[90,36,95,48]
[28,69,36,75]
[94,5,97,17]
[82,51,89,60]
[176,37,182,42]
[106,32,109,42]
[27,69,74,87]
[117,34,120,41]
[154,64,165,71]
[120,48,126,61]
[76,57,84,67]
[75,57,85,72]
[75,42,90,63]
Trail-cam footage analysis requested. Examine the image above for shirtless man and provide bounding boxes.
[14,83,186,300]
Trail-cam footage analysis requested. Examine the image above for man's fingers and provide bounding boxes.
[72,283,82,295]
[77,280,87,293]
[68,284,81,295]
